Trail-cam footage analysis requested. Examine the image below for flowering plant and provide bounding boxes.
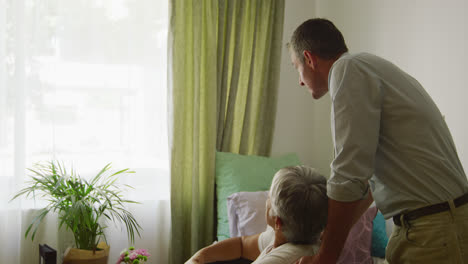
[117,247,150,264]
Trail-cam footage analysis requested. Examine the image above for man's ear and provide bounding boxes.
[274,216,283,231]
[303,50,318,69]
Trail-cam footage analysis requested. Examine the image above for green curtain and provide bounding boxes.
[169,1,284,263]
[216,0,285,155]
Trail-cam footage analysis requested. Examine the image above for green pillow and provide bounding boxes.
[215,151,301,240]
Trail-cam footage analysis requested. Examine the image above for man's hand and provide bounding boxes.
[295,255,316,264]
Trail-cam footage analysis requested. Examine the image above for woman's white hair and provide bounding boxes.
[269,165,328,244]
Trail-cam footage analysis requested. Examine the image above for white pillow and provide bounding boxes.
[227,191,269,237]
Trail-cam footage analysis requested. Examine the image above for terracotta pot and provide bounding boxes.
[63,242,110,264]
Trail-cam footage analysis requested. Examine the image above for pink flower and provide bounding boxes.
[129,252,138,260]
[134,249,150,256]
[117,248,150,264]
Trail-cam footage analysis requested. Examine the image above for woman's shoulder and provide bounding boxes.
[253,242,318,264]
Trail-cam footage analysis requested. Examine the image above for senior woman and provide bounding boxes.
[185,165,328,264]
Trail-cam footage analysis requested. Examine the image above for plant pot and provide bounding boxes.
[63,242,110,264]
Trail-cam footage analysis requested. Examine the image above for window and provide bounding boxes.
[1,0,169,201]
[0,1,169,263]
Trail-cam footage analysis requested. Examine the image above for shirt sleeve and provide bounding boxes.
[257,225,274,252]
[327,58,382,202]
[253,243,319,264]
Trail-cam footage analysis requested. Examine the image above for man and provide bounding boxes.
[289,18,468,264]
[185,165,328,264]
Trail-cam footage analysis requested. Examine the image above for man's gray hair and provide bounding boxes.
[269,165,328,244]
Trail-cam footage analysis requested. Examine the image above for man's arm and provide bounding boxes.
[309,191,374,264]
[185,233,261,264]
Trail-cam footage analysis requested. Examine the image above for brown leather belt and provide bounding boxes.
[393,192,468,226]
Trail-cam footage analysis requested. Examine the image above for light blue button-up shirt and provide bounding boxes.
[327,52,468,219]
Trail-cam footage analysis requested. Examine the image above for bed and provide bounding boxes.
[214,151,391,264]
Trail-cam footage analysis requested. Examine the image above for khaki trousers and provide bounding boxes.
[385,202,468,264]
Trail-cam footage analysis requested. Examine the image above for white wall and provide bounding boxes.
[271,0,334,177]
[273,0,468,176]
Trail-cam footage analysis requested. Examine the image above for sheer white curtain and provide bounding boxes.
[0,0,170,263]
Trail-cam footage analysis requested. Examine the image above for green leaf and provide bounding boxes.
[11,161,142,249]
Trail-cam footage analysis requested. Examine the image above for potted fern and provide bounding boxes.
[11,161,142,264]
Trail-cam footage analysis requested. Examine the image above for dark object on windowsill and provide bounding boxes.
[39,244,57,264]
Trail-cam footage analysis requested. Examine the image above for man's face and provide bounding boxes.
[290,49,328,99]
